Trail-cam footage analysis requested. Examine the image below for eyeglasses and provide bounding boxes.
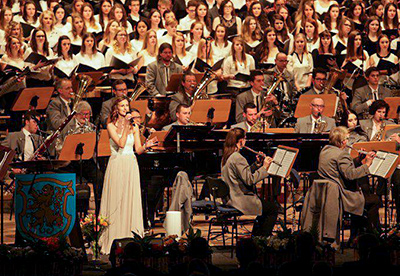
[117,34,127,37]
[36,35,45,38]
[315,78,327,81]
[312,104,325,108]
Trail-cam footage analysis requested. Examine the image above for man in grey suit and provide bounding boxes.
[359,100,394,140]
[146,43,183,96]
[235,70,280,124]
[295,98,336,133]
[169,71,197,121]
[351,67,392,119]
[302,127,377,241]
[303,68,327,95]
[231,102,258,131]
[162,104,191,131]
[2,111,43,161]
[46,78,74,131]
[98,80,128,128]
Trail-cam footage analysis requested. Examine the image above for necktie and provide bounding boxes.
[256,95,260,112]
[373,90,379,101]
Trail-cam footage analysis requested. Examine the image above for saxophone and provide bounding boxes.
[371,120,385,141]
[250,74,284,132]
[314,113,327,134]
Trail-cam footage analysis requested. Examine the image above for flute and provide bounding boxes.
[243,146,281,166]
[346,145,383,160]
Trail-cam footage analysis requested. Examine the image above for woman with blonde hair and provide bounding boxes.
[287,33,313,91]
[0,7,13,31]
[68,13,87,47]
[39,10,59,48]
[188,21,203,55]
[81,2,102,33]
[172,32,195,70]
[98,20,120,52]
[0,35,25,71]
[158,18,178,46]
[66,0,84,23]
[137,29,158,67]
[223,36,255,90]
[105,27,138,86]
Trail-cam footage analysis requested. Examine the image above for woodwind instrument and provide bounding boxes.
[346,145,369,155]
[243,145,267,159]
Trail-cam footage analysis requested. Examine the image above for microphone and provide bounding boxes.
[125,112,137,126]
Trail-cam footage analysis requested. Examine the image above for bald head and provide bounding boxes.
[310,98,325,118]
[275,53,288,72]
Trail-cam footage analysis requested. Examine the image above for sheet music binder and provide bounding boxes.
[369,150,399,178]
[267,145,299,178]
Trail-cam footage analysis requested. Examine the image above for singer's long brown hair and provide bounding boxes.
[109,96,130,124]
[222,128,245,167]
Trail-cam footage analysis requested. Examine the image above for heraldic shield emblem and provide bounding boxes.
[15,173,76,241]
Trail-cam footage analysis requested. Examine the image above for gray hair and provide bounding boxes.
[75,101,92,114]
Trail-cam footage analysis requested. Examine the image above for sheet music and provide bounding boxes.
[369,151,386,175]
[375,152,398,178]
[268,148,285,175]
[268,148,296,178]
[276,151,296,178]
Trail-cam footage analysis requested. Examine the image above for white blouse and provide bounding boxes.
[75,52,106,69]
[212,40,232,61]
[138,49,157,66]
[223,54,256,88]
[287,52,314,89]
[55,56,78,76]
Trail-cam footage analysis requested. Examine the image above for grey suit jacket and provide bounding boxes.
[1,130,42,160]
[231,121,250,131]
[318,145,368,216]
[385,126,400,150]
[162,121,180,131]
[294,115,336,133]
[169,92,192,122]
[351,85,392,117]
[264,67,295,97]
[303,87,321,95]
[359,119,395,140]
[99,97,115,128]
[46,95,71,131]
[145,60,183,96]
[221,151,268,215]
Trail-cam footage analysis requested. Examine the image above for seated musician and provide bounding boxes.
[221,128,278,236]
[310,127,376,241]
[46,78,74,132]
[1,110,43,161]
[235,70,280,126]
[99,80,128,128]
[231,102,258,132]
[145,43,183,96]
[294,97,336,133]
[351,67,392,119]
[162,103,191,131]
[264,53,295,106]
[303,68,327,95]
[169,71,197,122]
[359,100,394,141]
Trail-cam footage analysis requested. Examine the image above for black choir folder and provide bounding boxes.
[267,146,299,178]
[369,150,399,178]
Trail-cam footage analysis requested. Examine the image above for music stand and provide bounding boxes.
[384,97,400,119]
[383,124,400,139]
[191,99,231,123]
[98,129,111,157]
[165,125,214,153]
[11,87,54,111]
[166,73,204,92]
[0,146,15,244]
[294,94,338,118]
[262,128,295,134]
[130,100,148,123]
[148,131,168,148]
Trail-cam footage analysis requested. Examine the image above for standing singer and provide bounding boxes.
[99,97,157,254]
[221,128,278,236]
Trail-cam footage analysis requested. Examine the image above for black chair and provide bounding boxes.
[205,177,243,256]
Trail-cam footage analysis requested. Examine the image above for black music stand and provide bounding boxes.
[0,146,15,244]
[165,125,214,153]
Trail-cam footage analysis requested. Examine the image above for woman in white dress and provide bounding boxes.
[81,3,102,34]
[172,32,195,70]
[130,20,148,52]
[99,96,157,254]
[75,33,106,69]
[98,20,119,53]
[137,29,158,67]
[53,5,71,36]
[39,10,60,49]
[54,35,77,77]
[212,24,232,61]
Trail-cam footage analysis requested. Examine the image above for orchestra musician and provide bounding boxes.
[231,102,258,132]
[1,110,43,161]
[311,127,377,241]
[294,97,336,133]
[146,43,183,96]
[99,80,128,128]
[162,103,191,131]
[46,78,73,132]
[359,100,394,141]
[169,71,197,122]
[303,68,327,95]
[221,128,278,236]
[351,67,392,119]
[235,70,280,126]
